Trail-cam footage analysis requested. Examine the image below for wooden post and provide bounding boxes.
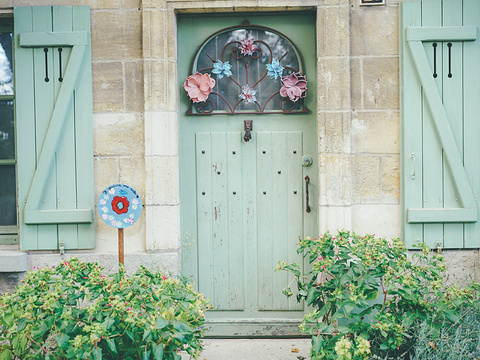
[118,228,124,264]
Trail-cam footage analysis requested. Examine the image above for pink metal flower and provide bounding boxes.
[183,72,216,103]
[280,72,307,102]
[239,85,257,104]
[240,38,258,56]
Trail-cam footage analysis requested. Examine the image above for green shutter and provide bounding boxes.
[401,0,480,249]
[14,6,95,250]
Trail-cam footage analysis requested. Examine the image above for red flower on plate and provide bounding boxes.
[111,196,129,215]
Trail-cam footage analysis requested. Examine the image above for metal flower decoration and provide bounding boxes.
[266,59,284,80]
[183,72,216,103]
[239,38,258,56]
[280,72,307,102]
[239,85,257,104]
[212,60,233,79]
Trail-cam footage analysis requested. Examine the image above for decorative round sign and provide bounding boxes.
[97,184,142,229]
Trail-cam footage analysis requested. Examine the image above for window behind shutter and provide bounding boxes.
[401,0,480,248]
[14,6,95,250]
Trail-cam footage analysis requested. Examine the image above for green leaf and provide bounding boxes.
[444,309,460,323]
[342,301,356,315]
[0,349,12,360]
[155,317,169,330]
[312,336,323,353]
[152,343,164,360]
[92,347,102,360]
[106,339,117,354]
[102,317,115,330]
[3,313,13,327]
[142,349,151,360]
[55,333,70,350]
[337,326,350,334]
[306,287,317,306]
[143,329,152,341]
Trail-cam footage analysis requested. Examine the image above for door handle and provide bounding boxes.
[305,175,311,213]
[244,120,253,142]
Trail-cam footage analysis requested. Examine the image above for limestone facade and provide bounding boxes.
[0,0,478,292]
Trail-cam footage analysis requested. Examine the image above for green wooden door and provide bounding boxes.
[178,13,317,336]
[401,0,480,248]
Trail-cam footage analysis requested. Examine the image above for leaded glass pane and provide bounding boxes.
[189,26,307,115]
[0,165,16,226]
[0,100,14,159]
[0,33,13,96]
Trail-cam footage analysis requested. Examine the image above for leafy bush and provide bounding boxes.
[277,231,480,360]
[0,257,210,360]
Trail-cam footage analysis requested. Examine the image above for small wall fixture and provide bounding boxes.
[360,0,385,5]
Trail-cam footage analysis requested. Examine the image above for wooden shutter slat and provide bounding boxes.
[406,26,477,41]
[19,31,87,47]
[25,210,92,225]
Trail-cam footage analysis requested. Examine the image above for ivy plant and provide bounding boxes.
[0,257,210,360]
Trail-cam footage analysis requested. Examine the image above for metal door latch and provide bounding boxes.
[244,120,253,142]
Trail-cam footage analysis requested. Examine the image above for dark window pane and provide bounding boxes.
[0,33,13,96]
[0,165,16,226]
[0,100,14,159]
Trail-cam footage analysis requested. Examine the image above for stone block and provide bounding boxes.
[0,273,25,294]
[351,5,398,56]
[145,60,167,111]
[145,204,180,251]
[122,0,141,8]
[90,0,122,9]
[145,155,179,205]
[350,57,362,110]
[92,61,123,112]
[318,111,351,154]
[362,57,399,109]
[119,156,146,200]
[319,155,351,206]
[93,113,144,156]
[166,61,178,111]
[319,205,352,235]
[94,156,119,199]
[143,0,167,8]
[352,110,399,153]
[317,57,351,111]
[441,250,479,286]
[352,155,380,201]
[145,111,179,156]
[381,155,400,202]
[166,12,177,60]
[317,5,350,57]
[351,204,401,239]
[91,9,142,61]
[125,61,145,112]
[149,9,167,59]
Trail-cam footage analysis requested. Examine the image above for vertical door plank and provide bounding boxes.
[226,132,244,310]
[196,133,214,306]
[211,133,229,310]
[271,131,289,310]
[257,132,273,310]
[421,0,444,248]
[287,132,303,310]
[15,7,38,250]
[442,0,464,248]
[401,1,423,248]
[463,0,480,248]
[243,130,257,311]
[72,5,95,249]
[32,7,57,249]
[53,6,78,249]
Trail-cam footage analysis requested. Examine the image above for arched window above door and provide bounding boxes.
[184,21,308,115]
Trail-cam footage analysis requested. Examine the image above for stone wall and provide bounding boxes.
[0,0,478,290]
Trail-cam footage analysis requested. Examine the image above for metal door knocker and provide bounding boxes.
[244,120,253,142]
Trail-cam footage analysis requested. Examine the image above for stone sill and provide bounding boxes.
[0,248,28,273]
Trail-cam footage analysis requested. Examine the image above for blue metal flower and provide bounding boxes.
[266,59,284,79]
[212,60,233,79]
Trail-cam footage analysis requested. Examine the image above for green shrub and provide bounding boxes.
[277,231,480,360]
[0,257,210,360]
